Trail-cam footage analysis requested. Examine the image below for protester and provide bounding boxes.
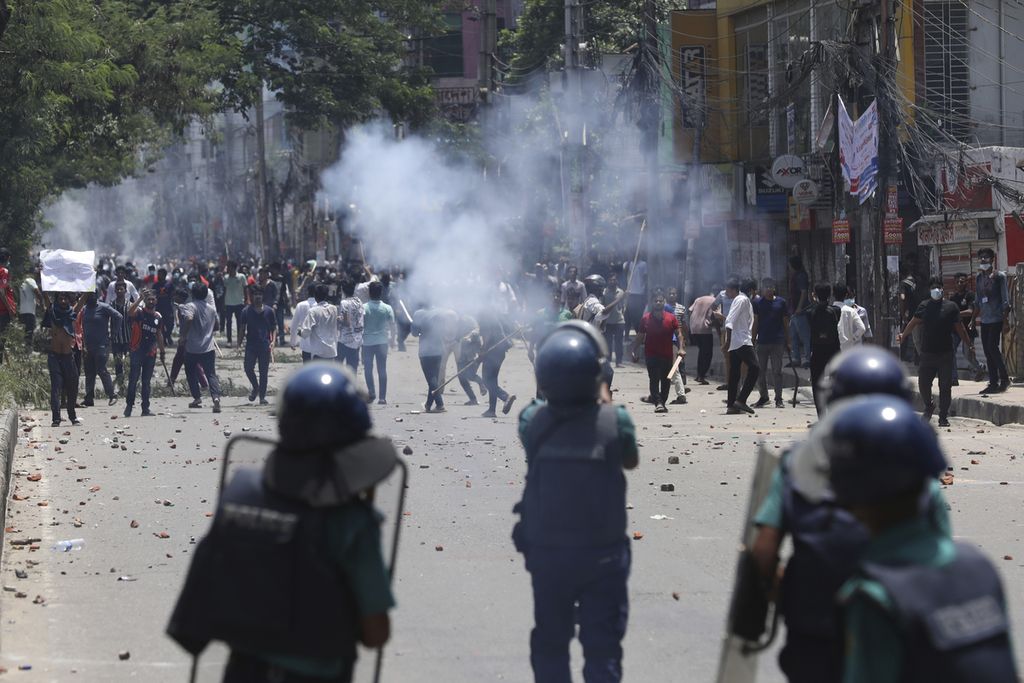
[665,288,689,405]
[559,266,585,308]
[898,276,974,427]
[109,281,132,391]
[338,279,364,372]
[239,286,276,405]
[41,292,81,427]
[712,280,738,390]
[106,265,139,304]
[412,305,448,413]
[289,286,317,363]
[298,284,339,361]
[602,273,627,367]
[835,283,866,352]
[123,289,163,417]
[455,315,487,405]
[786,256,811,369]
[362,281,395,405]
[178,283,222,413]
[752,278,789,408]
[632,292,680,413]
[725,278,760,415]
[222,261,247,346]
[478,309,516,418]
[78,291,121,406]
[0,248,16,361]
[18,267,42,349]
[808,282,842,414]
[688,286,717,385]
[154,268,176,345]
[950,272,984,383]
[975,247,1011,394]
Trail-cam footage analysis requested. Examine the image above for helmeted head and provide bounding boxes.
[817,346,912,412]
[535,321,608,405]
[583,274,606,297]
[277,363,371,452]
[823,395,947,507]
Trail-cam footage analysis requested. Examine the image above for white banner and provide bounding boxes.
[838,97,879,204]
[40,249,96,292]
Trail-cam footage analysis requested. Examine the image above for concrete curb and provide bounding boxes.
[910,391,1024,427]
[0,408,19,553]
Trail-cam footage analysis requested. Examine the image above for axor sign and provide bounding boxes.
[771,154,807,189]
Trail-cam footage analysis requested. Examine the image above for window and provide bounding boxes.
[423,13,464,78]
[923,2,970,141]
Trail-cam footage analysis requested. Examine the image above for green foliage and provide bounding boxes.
[211,0,444,130]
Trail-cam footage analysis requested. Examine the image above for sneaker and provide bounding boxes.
[212,399,221,414]
[481,409,497,418]
[938,417,951,427]
[922,403,935,421]
[502,395,517,415]
[716,384,728,391]
[108,396,119,406]
[71,419,83,426]
[259,399,270,406]
[753,397,770,408]
[141,410,155,417]
[980,385,999,395]
[188,399,202,408]
[463,399,479,406]
[775,400,785,408]
[732,401,755,415]
[248,389,257,402]
[726,406,743,415]
[697,378,709,385]
[82,400,94,407]
[654,404,668,413]
[670,395,687,405]
[377,399,387,405]
[51,420,61,427]
[640,396,653,404]
[432,405,446,413]
[123,406,132,417]
[367,394,376,403]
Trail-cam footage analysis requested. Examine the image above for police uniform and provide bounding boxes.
[515,399,637,683]
[839,517,1016,683]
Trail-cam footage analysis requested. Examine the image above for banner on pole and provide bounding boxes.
[838,97,879,204]
[40,249,96,292]
[832,217,851,244]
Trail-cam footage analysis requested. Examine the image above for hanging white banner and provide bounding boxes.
[837,97,879,204]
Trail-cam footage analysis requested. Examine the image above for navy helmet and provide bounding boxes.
[817,346,912,412]
[535,321,608,404]
[822,395,947,506]
[277,362,371,452]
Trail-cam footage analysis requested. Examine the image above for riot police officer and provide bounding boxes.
[513,321,636,683]
[749,346,951,682]
[822,396,1017,683]
[168,363,398,682]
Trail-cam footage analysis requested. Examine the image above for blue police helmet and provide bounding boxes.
[818,346,912,409]
[535,321,608,404]
[277,362,371,452]
[822,395,947,507]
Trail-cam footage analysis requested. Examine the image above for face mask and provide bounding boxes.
[930,288,942,300]
[843,298,855,307]
[980,263,992,271]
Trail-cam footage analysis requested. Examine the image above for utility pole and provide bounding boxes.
[562,0,587,268]
[641,0,662,290]
[479,0,497,98]
[254,82,272,261]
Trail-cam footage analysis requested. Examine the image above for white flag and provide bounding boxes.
[40,249,96,292]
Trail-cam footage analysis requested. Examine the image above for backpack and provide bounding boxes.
[810,304,841,348]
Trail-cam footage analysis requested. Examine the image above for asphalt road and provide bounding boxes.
[1,338,1023,682]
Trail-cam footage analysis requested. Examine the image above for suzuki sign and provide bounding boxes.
[771,155,807,189]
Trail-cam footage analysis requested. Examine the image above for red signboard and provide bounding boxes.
[883,216,904,244]
[832,218,850,243]
[886,185,898,215]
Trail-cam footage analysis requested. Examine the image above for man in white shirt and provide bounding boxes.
[18,271,42,348]
[106,265,139,304]
[297,285,339,360]
[724,278,761,414]
[835,282,867,351]
[289,290,317,362]
[560,266,586,308]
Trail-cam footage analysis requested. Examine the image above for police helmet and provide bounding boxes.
[535,321,608,404]
[818,346,912,410]
[583,274,606,296]
[822,395,947,507]
[277,362,371,452]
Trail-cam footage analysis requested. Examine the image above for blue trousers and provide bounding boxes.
[244,344,271,400]
[361,343,388,400]
[526,541,630,683]
[789,313,811,365]
[126,352,156,412]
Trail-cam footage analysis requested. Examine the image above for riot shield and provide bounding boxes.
[714,444,781,683]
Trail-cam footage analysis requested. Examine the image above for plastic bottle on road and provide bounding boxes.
[52,539,85,552]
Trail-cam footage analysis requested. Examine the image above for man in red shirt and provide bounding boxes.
[631,292,685,413]
[0,248,17,361]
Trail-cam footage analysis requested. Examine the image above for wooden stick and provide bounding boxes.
[666,354,683,380]
[431,325,524,395]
